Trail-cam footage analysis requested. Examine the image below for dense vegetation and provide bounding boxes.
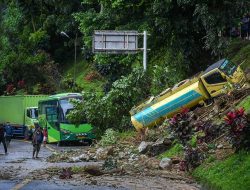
[0,0,249,132]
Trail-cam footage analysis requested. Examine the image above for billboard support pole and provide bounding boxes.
[143,31,147,71]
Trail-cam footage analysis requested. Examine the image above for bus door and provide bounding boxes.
[45,106,60,142]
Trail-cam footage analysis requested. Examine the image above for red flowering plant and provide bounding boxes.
[225,108,250,152]
[168,108,193,145]
[84,71,101,82]
[5,84,16,95]
[194,121,223,144]
[17,80,25,89]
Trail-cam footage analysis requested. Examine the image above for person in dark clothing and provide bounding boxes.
[32,123,43,159]
[4,122,13,147]
[0,123,8,154]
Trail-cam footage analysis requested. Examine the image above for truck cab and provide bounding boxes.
[25,107,39,137]
[200,59,246,97]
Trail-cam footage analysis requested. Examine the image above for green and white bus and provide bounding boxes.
[38,93,95,143]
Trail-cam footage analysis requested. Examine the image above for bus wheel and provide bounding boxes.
[85,139,92,146]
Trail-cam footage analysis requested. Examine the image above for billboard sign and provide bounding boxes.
[93,30,138,53]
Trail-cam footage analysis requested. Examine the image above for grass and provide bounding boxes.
[227,39,250,71]
[62,58,106,93]
[237,96,250,112]
[158,143,184,159]
[117,130,137,140]
[193,91,250,190]
[193,151,250,190]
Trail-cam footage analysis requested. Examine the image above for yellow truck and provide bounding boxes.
[130,59,246,131]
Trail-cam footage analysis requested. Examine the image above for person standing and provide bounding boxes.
[42,128,48,147]
[0,124,7,155]
[32,123,43,159]
[4,122,13,147]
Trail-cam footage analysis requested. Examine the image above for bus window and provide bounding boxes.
[46,107,58,122]
[59,97,81,123]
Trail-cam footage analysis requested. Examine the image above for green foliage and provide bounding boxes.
[116,130,136,140]
[237,96,250,112]
[189,135,198,148]
[99,128,118,147]
[193,151,250,190]
[159,143,184,159]
[229,41,250,71]
[67,67,150,134]
[150,48,187,94]
[61,74,83,92]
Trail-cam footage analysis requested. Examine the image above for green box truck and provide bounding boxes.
[0,95,48,138]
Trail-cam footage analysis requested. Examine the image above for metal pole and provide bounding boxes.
[74,33,77,87]
[143,31,147,71]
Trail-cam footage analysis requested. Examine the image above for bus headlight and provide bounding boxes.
[76,133,88,137]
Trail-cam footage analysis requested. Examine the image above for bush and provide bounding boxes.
[181,146,205,171]
[225,108,250,152]
[67,67,150,135]
[99,129,118,147]
[168,108,193,145]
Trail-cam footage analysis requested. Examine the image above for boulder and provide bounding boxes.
[70,153,90,162]
[95,146,114,160]
[145,158,160,169]
[159,157,172,170]
[147,138,172,156]
[138,141,153,154]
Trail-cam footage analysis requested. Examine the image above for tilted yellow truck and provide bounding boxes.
[130,59,246,131]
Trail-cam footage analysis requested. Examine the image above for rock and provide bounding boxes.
[145,158,160,169]
[70,153,90,162]
[96,146,114,160]
[159,158,172,170]
[217,144,223,149]
[147,138,172,156]
[118,151,126,159]
[128,154,138,162]
[138,141,153,154]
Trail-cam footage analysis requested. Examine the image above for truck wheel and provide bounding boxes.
[204,98,214,107]
[85,139,92,146]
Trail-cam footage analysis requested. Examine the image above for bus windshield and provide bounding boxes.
[219,60,237,76]
[59,96,82,123]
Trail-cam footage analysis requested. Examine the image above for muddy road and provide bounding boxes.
[0,140,200,190]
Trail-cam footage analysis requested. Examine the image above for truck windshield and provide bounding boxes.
[59,96,82,123]
[219,60,237,76]
[27,108,38,119]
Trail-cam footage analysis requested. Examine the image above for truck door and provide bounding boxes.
[201,71,227,97]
